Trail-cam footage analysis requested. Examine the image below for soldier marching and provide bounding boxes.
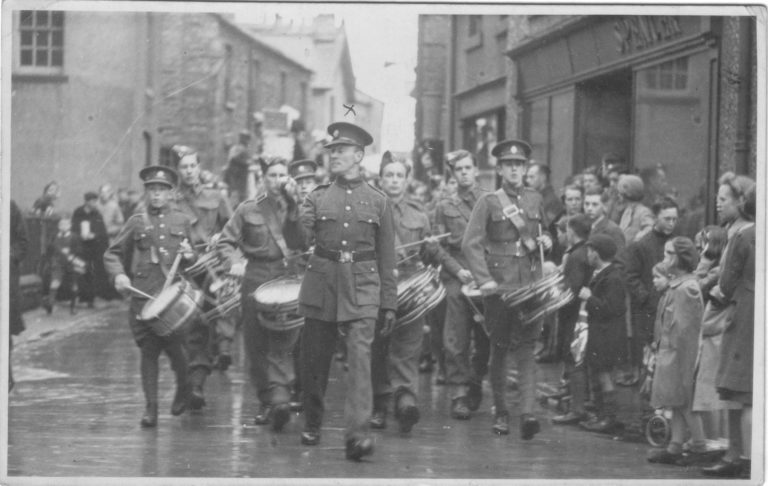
[102,122,580,460]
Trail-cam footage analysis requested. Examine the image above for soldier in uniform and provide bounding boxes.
[433,149,490,420]
[104,166,196,428]
[216,156,302,432]
[283,122,397,461]
[462,139,553,438]
[174,146,233,409]
[369,151,440,434]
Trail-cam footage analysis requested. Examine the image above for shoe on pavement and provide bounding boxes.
[520,413,541,440]
[466,381,483,412]
[189,385,206,410]
[345,437,374,461]
[301,430,320,446]
[271,403,291,432]
[396,404,420,433]
[492,413,510,435]
[369,409,387,429]
[580,415,620,434]
[701,458,746,477]
[140,403,158,428]
[253,404,274,425]
[552,411,587,425]
[450,397,471,420]
[170,386,188,416]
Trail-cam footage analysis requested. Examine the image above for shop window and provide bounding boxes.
[17,10,64,73]
[644,57,688,91]
[523,90,575,190]
[462,110,505,173]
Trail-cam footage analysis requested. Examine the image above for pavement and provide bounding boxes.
[5,300,732,482]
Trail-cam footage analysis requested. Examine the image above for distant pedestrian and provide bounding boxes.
[9,200,29,392]
[617,175,654,243]
[72,191,110,307]
[41,215,82,315]
[33,181,60,217]
[97,183,125,241]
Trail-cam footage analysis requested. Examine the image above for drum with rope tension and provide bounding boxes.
[500,271,573,325]
[251,276,304,331]
[138,279,204,337]
[395,265,446,330]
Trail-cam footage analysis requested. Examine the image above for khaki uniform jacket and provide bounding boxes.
[284,177,397,322]
[391,197,439,276]
[461,184,549,291]
[432,186,488,279]
[217,194,293,264]
[175,183,232,246]
[103,206,195,298]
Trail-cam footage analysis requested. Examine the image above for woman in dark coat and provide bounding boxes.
[576,234,626,433]
[703,179,755,479]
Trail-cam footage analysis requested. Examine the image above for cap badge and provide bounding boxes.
[333,130,340,138]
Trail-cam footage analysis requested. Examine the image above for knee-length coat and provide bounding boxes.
[650,273,704,408]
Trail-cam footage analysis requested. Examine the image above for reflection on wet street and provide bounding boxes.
[8,303,706,480]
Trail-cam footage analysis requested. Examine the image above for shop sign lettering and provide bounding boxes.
[614,16,683,54]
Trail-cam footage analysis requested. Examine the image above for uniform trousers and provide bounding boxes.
[241,259,299,406]
[484,294,539,416]
[371,316,424,407]
[129,297,188,404]
[443,277,490,398]
[302,317,375,441]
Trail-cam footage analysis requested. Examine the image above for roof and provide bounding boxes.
[213,14,314,73]
[243,17,356,99]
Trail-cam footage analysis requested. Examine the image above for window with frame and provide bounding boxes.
[18,10,64,71]
[644,57,688,91]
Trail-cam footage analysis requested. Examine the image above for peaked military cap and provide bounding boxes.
[140,165,179,188]
[491,139,532,163]
[324,122,373,148]
[289,159,318,181]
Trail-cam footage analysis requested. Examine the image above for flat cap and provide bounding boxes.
[586,234,618,262]
[491,139,532,163]
[324,122,373,148]
[139,165,178,188]
[444,149,474,170]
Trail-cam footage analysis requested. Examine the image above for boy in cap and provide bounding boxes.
[462,139,553,438]
[284,121,397,461]
[104,165,197,428]
[578,233,627,433]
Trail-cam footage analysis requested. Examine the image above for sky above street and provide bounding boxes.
[235,4,418,153]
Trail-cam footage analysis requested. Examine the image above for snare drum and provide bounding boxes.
[252,276,304,331]
[139,280,204,337]
[396,266,446,329]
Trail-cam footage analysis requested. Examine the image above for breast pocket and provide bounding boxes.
[243,213,269,248]
[169,225,187,243]
[400,220,424,244]
[357,210,380,242]
[134,230,152,251]
[488,210,515,242]
[441,207,465,235]
[353,261,380,306]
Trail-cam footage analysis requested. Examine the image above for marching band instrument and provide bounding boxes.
[500,271,574,325]
[251,276,304,332]
[138,280,204,337]
[395,265,446,330]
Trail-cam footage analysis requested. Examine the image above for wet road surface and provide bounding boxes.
[8,302,711,480]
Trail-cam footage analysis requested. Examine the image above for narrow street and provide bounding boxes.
[7,302,708,481]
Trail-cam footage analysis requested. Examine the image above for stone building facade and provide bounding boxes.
[413,14,759,229]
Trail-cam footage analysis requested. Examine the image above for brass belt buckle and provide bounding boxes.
[339,251,353,263]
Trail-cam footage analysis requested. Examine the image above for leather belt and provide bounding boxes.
[314,246,376,263]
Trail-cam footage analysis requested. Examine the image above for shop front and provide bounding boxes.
[509,16,726,231]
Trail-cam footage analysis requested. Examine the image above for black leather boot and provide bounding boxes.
[140,402,158,428]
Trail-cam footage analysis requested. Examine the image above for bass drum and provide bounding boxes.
[251,276,304,331]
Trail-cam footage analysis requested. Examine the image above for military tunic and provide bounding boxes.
[432,185,491,398]
[103,206,196,344]
[461,182,550,417]
[175,182,233,382]
[283,176,396,442]
[217,194,300,406]
[371,197,436,409]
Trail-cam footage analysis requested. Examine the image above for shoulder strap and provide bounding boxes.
[494,189,538,253]
[262,201,291,259]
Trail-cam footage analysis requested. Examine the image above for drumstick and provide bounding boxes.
[124,285,155,300]
[537,222,546,279]
[163,239,187,291]
[395,232,451,251]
